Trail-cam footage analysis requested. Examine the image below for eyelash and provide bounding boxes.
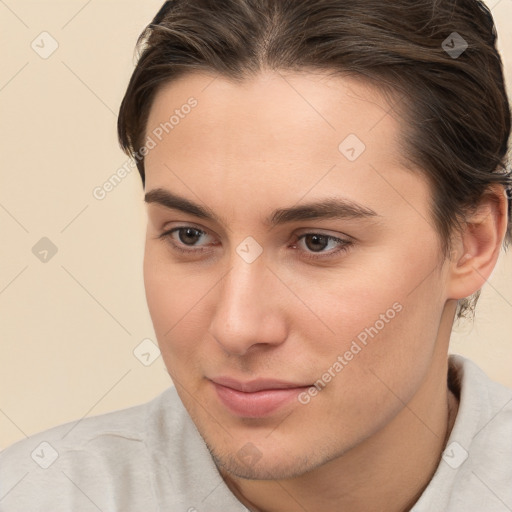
[157,226,353,261]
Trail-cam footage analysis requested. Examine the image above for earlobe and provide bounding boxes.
[446,185,508,300]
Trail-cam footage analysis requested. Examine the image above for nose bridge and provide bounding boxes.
[208,250,286,355]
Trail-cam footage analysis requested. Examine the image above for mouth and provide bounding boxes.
[209,377,312,418]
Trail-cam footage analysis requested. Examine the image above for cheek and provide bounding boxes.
[143,247,190,344]
[143,248,173,332]
[297,253,420,351]
[298,300,439,443]
[143,244,215,370]
[305,247,445,397]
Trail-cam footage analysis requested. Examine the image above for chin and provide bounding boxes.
[206,440,326,481]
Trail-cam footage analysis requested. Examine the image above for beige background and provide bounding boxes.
[0,0,511,450]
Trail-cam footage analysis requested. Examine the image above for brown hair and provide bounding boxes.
[117,0,511,319]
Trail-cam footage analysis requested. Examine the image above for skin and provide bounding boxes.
[142,70,508,512]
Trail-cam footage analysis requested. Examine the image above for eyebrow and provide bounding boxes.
[144,188,379,227]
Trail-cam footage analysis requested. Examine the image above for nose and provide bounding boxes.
[208,254,288,356]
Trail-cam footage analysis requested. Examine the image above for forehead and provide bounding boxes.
[143,70,429,229]
[145,70,404,170]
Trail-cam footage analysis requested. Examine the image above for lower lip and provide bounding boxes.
[212,382,310,418]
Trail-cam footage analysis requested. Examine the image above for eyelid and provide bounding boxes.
[292,232,353,260]
[158,225,214,248]
[160,222,352,241]
[157,224,354,260]
[294,227,354,241]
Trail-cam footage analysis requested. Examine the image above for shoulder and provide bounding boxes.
[449,354,512,476]
[1,391,154,463]
[450,353,512,428]
[0,386,179,512]
[414,355,512,512]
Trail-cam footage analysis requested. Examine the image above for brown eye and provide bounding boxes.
[302,234,331,252]
[158,226,214,255]
[294,233,353,261]
[175,227,204,246]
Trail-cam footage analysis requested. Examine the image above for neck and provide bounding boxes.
[220,309,460,512]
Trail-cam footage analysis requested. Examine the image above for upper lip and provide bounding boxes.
[210,377,311,393]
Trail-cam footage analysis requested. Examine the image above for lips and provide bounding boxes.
[209,377,312,417]
[211,376,310,393]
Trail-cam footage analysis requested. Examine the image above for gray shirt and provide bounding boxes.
[1,354,511,511]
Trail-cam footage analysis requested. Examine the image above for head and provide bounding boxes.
[118,0,511,480]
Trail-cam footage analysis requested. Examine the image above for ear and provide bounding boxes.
[446,184,509,300]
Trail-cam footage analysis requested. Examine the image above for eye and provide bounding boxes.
[158,226,353,261]
[158,226,215,255]
[292,233,353,261]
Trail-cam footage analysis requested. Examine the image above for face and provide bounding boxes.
[142,70,451,480]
